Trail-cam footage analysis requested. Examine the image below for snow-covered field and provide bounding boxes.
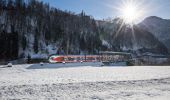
[0,63,170,100]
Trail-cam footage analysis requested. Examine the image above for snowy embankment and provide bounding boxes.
[0,63,170,100]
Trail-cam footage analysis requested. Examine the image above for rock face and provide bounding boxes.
[138,16,170,50]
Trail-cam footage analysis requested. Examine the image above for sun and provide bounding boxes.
[118,0,145,24]
[122,4,138,23]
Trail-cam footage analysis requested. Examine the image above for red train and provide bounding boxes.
[48,52,133,64]
[48,55,99,63]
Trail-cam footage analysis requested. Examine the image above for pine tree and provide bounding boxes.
[33,34,38,54]
[22,35,27,50]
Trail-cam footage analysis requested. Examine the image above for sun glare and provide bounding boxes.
[122,4,138,23]
[118,0,146,24]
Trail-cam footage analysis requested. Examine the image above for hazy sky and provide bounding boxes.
[40,0,170,22]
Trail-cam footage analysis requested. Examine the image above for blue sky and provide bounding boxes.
[40,0,170,22]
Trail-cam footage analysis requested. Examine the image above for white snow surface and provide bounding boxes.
[0,63,169,86]
[0,63,170,100]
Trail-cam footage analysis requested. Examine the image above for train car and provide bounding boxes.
[48,52,133,65]
[99,51,134,66]
[48,55,99,63]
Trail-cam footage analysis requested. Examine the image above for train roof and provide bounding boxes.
[99,51,131,55]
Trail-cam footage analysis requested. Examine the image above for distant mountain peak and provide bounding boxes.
[145,16,162,20]
[142,16,170,24]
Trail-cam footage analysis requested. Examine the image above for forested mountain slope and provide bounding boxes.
[0,0,168,60]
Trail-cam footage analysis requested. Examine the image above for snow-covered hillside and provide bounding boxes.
[139,16,170,49]
[97,18,168,54]
[0,64,170,99]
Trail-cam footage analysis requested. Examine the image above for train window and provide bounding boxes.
[68,57,75,61]
[77,57,81,61]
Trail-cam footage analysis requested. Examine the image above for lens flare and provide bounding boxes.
[117,0,147,24]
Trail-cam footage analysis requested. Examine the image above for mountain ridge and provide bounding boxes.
[138,16,170,50]
[97,18,168,54]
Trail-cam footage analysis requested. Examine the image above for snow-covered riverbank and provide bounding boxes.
[0,63,170,99]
